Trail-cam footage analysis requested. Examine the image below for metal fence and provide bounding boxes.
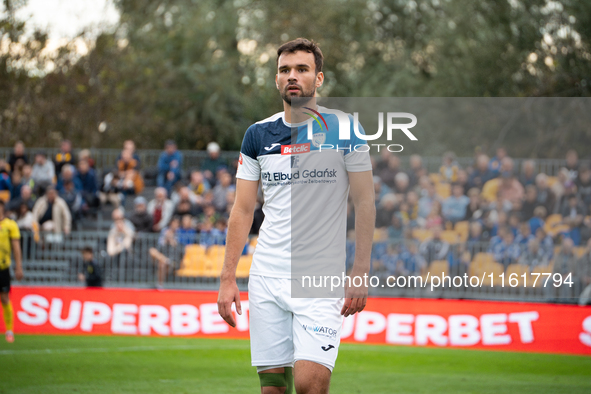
[11,231,588,304]
[1,147,586,177]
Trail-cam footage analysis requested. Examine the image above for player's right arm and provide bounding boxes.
[217,178,259,328]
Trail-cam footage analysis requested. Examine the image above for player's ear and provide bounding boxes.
[275,74,279,90]
[315,71,324,88]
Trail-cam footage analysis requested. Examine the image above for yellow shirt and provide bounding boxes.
[0,218,20,270]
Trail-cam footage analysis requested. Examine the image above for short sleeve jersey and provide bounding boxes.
[0,218,20,270]
[236,107,372,278]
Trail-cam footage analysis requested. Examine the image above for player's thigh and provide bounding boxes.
[294,360,331,394]
[249,275,294,365]
[291,298,344,371]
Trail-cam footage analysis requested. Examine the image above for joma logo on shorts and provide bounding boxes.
[303,324,337,338]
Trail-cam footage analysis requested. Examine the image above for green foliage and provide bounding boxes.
[0,0,589,155]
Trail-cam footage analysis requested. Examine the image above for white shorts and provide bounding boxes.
[248,274,344,372]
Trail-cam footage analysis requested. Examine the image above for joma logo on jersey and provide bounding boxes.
[281,143,310,155]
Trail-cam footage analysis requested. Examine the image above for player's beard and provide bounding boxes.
[281,83,316,107]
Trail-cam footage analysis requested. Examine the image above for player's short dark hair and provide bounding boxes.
[81,246,93,254]
[277,38,323,74]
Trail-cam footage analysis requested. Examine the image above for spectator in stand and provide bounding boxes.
[373,176,391,203]
[393,172,410,195]
[56,165,82,192]
[553,237,577,276]
[565,149,579,181]
[59,180,83,224]
[403,191,419,226]
[442,183,470,224]
[20,164,35,194]
[77,247,103,288]
[425,200,443,230]
[32,186,71,235]
[107,213,135,280]
[117,148,144,196]
[128,196,153,233]
[388,213,404,239]
[200,217,228,248]
[148,187,174,232]
[10,171,23,203]
[561,194,586,245]
[456,169,469,195]
[116,140,141,167]
[466,221,487,258]
[489,147,507,177]
[440,151,459,183]
[468,154,493,190]
[379,155,401,189]
[529,206,546,235]
[157,140,182,194]
[518,239,550,269]
[188,170,210,203]
[488,226,520,268]
[535,173,557,215]
[212,171,235,212]
[464,188,482,221]
[407,154,425,188]
[76,160,99,208]
[7,185,34,213]
[507,212,521,237]
[576,166,591,207]
[498,171,524,206]
[376,194,397,228]
[177,214,197,246]
[8,141,28,174]
[519,160,537,187]
[172,186,199,211]
[521,185,539,221]
[577,239,591,306]
[201,142,224,186]
[0,161,13,201]
[99,171,123,208]
[149,216,181,289]
[396,242,426,276]
[535,227,554,260]
[77,149,95,169]
[110,208,135,233]
[54,139,75,175]
[515,221,535,247]
[419,225,450,263]
[31,152,55,193]
[417,178,438,219]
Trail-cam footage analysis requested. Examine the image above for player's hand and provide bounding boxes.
[15,266,24,281]
[217,279,242,328]
[341,280,368,317]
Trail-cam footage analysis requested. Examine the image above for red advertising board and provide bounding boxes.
[2,286,590,355]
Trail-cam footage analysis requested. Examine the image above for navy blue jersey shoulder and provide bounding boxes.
[240,114,293,159]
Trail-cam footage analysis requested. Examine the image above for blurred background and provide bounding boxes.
[1,0,590,155]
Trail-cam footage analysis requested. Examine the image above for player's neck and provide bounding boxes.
[283,97,317,124]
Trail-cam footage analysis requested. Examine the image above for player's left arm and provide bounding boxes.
[342,170,375,317]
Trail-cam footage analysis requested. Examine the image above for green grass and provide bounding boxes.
[0,335,590,393]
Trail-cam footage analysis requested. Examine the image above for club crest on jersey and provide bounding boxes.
[312,133,326,148]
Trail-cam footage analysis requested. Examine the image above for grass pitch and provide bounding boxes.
[1,335,590,393]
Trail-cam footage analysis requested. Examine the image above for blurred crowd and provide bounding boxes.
[2,141,590,296]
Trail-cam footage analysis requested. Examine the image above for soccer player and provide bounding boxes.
[218,38,375,394]
[0,200,23,343]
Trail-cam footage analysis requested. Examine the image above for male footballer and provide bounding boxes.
[218,38,375,394]
[0,200,23,343]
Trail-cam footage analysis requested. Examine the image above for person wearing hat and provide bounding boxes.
[128,196,153,233]
[157,140,183,194]
[201,142,226,186]
[31,151,55,194]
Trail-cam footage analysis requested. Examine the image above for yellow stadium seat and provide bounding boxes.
[531,264,554,287]
[472,252,494,264]
[423,260,449,282]
[176,245,208,276]
[544,214,569,237]
[441,230,461,244]
[0,190,9,203]
[505,264,531,287]
[469,260,504,286]
[202,245,226,277]
[236,255,253,278]
[454,221,469,242]
[249,237,258,248]
[412,228,433,242]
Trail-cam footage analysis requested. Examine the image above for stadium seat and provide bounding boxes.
[472,252,494,264]
[235,255,253,278]
[412,228,433,242]
[505,264,531,287]
[423,260,449,283]
[441,230,461,244]
[531,264,554,287]
[454,221,469,242]
[203,245,226,277]
[176,245,207,277]
[544,214,569,237]
[0,190,9,203]
[435,183,451,199]
[469,260,504,287]
[574,246,586,258]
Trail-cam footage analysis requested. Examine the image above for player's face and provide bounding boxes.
[276,50,323,106]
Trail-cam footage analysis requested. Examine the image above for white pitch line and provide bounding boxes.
[0,343,249,356]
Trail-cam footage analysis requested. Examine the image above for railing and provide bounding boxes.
[11,231,587,304]
[1,147,587,177]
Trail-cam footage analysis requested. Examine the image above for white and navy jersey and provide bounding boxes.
[236,107,372,279]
